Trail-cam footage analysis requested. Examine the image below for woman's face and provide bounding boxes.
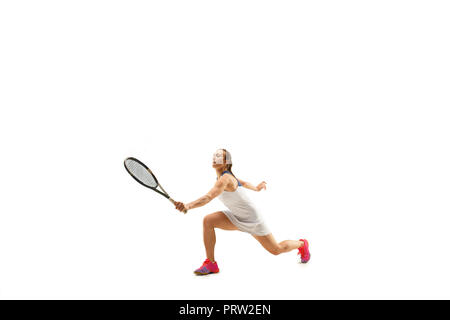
[212,149,225,168]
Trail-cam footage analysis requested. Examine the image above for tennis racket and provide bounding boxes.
[124,157,187,214]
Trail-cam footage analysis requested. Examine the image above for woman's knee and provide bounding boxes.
[269,243,288,255]
[203,215,215,228]
[269,245,282,255]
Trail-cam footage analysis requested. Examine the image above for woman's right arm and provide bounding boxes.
[174,175,230,212]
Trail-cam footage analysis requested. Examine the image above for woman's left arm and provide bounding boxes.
[174,176,229,212]
[239,179,267,192]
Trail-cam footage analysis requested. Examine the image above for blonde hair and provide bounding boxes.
[222,149,233,173]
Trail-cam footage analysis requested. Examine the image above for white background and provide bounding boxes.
[1,1,449,299]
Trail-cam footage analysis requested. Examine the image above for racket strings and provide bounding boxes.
[125,159,158,188]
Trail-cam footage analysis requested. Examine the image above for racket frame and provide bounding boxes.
[124,157,187,213]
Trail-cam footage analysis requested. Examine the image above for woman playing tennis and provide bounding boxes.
[173,149,310,275]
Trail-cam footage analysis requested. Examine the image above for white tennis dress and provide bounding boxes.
[218,171,270,236]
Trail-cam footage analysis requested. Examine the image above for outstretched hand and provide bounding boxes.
[256,181,267,191]
[173,201,187,213]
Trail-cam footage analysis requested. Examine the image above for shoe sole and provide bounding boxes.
[194,271,220,276]
[301,253,311,263]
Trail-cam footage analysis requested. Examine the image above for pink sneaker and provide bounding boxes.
[298,239,311,263]
[194,259,220,275]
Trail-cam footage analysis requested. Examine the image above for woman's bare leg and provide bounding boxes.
[253,233,304,255]
[203,211,238,262]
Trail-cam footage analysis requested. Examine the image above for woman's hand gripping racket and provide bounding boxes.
[124,157,187,214]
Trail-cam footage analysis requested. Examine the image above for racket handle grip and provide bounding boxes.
[169,198,188,214]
